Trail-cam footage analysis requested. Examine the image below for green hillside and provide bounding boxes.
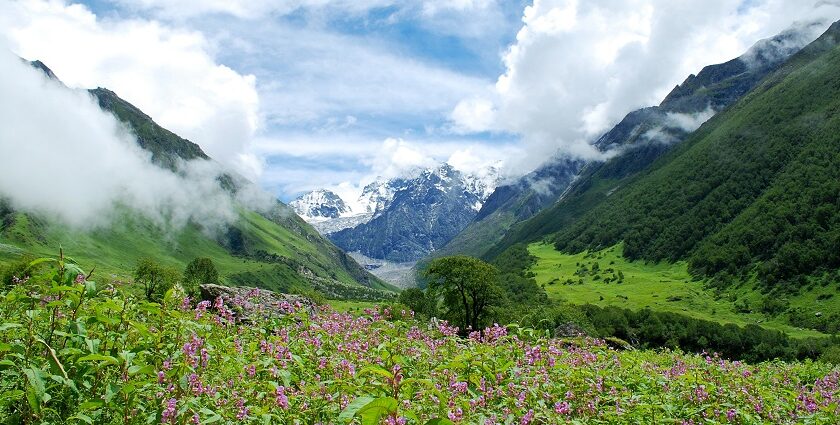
[0,65,395,298]
[492,22,840,275]
[548,22,840,284]
[481,22,840,333]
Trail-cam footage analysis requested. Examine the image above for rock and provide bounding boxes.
[553,322,589,338]
[199,284,317,322]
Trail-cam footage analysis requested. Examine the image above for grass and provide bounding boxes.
[325,299,379,313]
[0,208,394,297]
[527,242,830,338]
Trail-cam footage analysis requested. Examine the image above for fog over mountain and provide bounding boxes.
[0,51,271,231]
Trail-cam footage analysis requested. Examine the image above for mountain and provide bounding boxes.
[443,21,828,262]
[357,178,411,215]
[0,61,396,298]
[327,163,500,262]
[490,20,840,299]
[290,190,350,220]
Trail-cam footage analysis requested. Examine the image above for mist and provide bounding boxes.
[0,50,266,232]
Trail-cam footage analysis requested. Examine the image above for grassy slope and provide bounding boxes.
[0,69,395,297]
[528,242,837,338]
[0,207,397,296]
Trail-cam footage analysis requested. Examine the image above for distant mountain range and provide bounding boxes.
[291,163,500,264]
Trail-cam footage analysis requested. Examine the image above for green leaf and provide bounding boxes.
[356,397,398,425]
[27,257,57,269]
[338,396,375,422]
[128,365,155,376]
[425,419,455,425]
[69,413,94,424]
[78,401,104,411]
[78,354,119,365]
[200,407,223,424]
[358,365,393,381]
[0,323,22,332]
[0,390,24,403]
[104,383,119,404]
[23,368,46,401]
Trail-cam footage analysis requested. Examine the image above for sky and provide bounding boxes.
[2,0,840,202]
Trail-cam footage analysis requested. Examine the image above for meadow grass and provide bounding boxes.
[527,242,831,338]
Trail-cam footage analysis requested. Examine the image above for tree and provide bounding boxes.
[134,258,180,302]
[424,256,503,334]
[398,287,437,318]
[183,257,219,298]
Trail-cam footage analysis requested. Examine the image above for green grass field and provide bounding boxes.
[326,299,380,313]
[527,242,833,338]
[0,208,396,297]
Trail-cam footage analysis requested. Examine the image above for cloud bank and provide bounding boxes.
[450,0,840,173]
[0,50,261,231]
[0,0,262,179]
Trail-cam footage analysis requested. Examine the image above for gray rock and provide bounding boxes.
[199,284,317,321]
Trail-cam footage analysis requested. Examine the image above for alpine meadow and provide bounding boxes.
[1,1,840,424]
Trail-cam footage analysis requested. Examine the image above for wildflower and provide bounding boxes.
[555,401,571,415]
[276,386,289,409]
[161,398,177,424]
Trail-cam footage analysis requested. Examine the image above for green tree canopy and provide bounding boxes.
[134,258,180,302]
[424,256,502,334]
[183,257,219,298]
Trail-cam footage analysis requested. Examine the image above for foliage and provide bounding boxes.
[548,27,840,289]
[1,253,839,424]
[133,258,180,302]
[182,258,219,299]
[424,256,503,334]
[577,304,840,363]
[397,288,437,319]
[523,242,839,338]
[487,24,840,292]
[0,253,35,290]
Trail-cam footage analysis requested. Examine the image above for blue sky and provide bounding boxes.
[3,0,839,203]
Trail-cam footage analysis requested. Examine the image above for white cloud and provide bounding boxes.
[451,0,840,171]
[0,50,253,230]
[0,0,262,179]
[665,106,716,133]
[364,138,438,180]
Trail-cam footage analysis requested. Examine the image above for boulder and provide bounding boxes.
[199,284,317,321]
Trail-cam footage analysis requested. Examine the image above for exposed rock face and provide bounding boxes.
[553,322,589,338]
[199,284,317,320]
[329,164,497,262]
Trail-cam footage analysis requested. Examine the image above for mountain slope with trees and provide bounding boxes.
[495,22,840,292]
[439,22,823,262]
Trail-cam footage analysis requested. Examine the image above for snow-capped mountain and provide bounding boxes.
[356,178,410,215]
[328,163,501,262]
[289,162,501,267]
[289,190,349,220]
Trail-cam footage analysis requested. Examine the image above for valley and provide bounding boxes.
[2,2,840,424]
[528,242,835,338]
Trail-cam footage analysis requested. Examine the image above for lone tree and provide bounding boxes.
[398,287,437,318]
[183,257,220,298]
[134,258,180,302]
[424,256,502,334]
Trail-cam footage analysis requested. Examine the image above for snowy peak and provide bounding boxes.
[290,162,501,238]
[289,189,349,220]
[462,165,501,202]
[357,177,410,215]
